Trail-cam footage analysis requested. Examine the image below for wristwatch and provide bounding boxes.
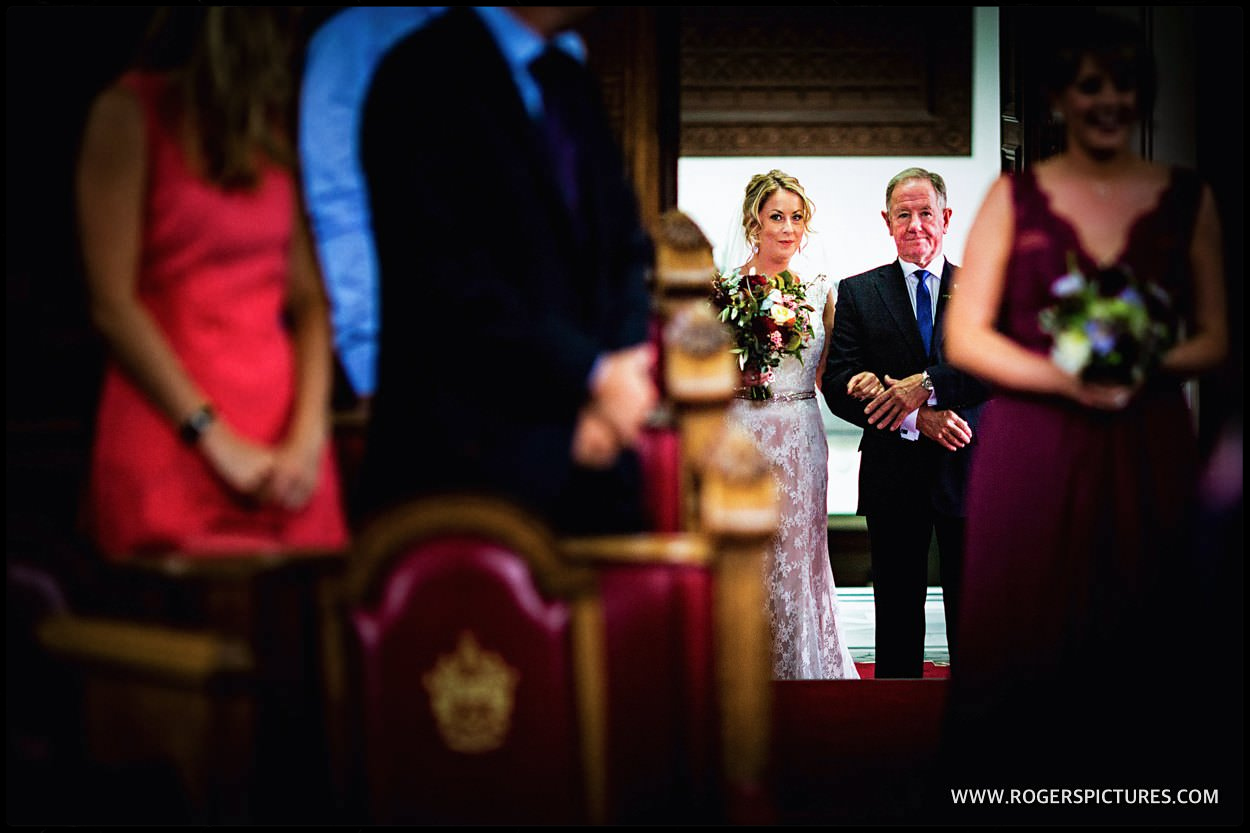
[920,371,935,393]
[179,403,217,446]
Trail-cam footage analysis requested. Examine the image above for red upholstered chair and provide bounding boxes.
[340,215,779,825]
[342,496,746,825]
[634,314,684,534]
[636,425,682,532]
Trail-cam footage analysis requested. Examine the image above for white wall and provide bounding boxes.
[677,7,1001,283]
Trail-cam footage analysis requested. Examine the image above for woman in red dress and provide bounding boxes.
[78,8,347,557]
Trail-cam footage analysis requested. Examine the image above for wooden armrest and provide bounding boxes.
[37,614,253,685]
[105,548,345,581]
[559,533,714,566]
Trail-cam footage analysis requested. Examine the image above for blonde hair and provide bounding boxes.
[740,169,816,248]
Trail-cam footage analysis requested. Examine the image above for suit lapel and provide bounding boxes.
[456,9,574,240]
[874,262,928,364]
[452,7,595,315]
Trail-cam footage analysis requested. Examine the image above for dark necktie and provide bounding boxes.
[529,46,584,214]
[915,269,934,356]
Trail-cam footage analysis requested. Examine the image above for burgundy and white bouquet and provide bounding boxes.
[709,268,816,399]
[1039,253,1174,386]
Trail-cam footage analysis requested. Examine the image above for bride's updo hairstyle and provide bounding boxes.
[740,169,816,248]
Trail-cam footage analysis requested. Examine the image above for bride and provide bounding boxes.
[723,170,859,680]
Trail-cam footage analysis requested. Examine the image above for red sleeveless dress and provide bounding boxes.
[87,72,348,558]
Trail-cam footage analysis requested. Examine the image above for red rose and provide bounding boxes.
[752,315,779,336]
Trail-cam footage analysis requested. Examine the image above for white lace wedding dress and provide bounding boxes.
[727,272,859,680]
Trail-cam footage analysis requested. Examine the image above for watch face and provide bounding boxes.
[180,405,217,445]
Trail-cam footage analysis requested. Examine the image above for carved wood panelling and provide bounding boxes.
[581,7,667,227]
[680,7,972,157]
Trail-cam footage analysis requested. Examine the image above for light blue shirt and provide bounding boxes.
[299,6,446,397]
[897,255,945,440]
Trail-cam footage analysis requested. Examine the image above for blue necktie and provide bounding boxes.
[915,269,934,356]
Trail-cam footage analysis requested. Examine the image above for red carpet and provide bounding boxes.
[770,677,949,824]
[854,661,949,679]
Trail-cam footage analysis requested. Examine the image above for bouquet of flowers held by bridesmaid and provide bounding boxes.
[1039,253,1175,386]
[710,268,816,399]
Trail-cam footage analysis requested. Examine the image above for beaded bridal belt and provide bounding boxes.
[733,391,816,402]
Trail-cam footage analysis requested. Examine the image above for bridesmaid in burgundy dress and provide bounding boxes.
[942,12,1228,807]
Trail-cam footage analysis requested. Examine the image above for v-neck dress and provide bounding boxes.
[949,165,1206,786]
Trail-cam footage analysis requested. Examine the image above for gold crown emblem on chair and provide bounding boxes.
[423,631,521,754]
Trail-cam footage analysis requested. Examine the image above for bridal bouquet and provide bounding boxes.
[1039,254,1174,386]
[709,268,816,399]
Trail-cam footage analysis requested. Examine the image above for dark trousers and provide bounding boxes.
[866,509,964,678]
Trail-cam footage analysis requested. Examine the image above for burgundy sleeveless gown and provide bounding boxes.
[948,166,1208,794]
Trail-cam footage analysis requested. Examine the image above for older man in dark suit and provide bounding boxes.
[357,7,656,533]
[823,168,990,678]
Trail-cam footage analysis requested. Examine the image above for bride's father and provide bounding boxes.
[823,168,989,678]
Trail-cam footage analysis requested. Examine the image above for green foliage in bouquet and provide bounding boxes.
[1039,253,1175,386]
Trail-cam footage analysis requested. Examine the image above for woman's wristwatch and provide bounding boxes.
[179,403,217,445]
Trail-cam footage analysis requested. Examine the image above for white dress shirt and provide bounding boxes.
[897,255,944,441]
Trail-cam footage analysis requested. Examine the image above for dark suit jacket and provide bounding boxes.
[822,261,989,518]
[357,8,652,525]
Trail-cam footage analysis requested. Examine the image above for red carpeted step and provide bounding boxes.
[770,677,949,824]
[854,660,950,679]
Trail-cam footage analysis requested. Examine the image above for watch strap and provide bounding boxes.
[179,404,217,446]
